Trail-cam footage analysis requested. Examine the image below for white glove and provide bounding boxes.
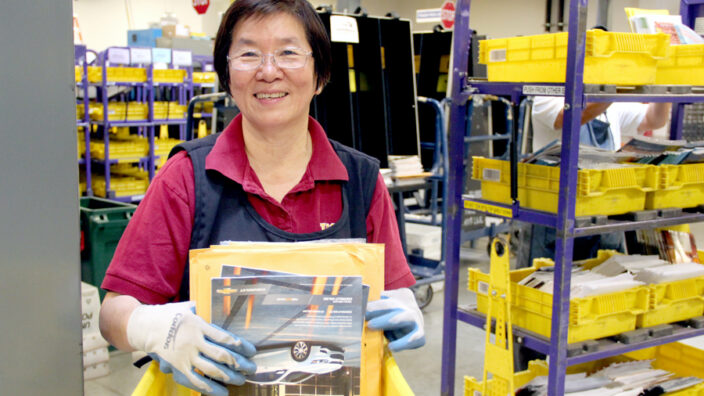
[365,288,426,352]
[126,301,256,396]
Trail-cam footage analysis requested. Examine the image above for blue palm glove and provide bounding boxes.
[126,301,257,396]
[365,288,425,352]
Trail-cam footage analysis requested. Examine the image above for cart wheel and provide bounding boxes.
[412,284,433,310]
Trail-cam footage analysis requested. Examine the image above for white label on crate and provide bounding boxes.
[488,48,506,62]
[152,48,172,64]
[131,194,145,202]
[482,168,501,182]
[107,48,130,65]
[330,15,359,43]
[523,85,565,96]
[172,50,192,66]
[130,48,151,64]
[477,281,489,295]
[204,64,214,72]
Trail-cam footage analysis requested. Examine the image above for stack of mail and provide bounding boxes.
[388,155,425,177]
[517,267,643,298]
[634,262,704,283]
[518,359,703,396]
[188,241,384,396]
[590,254,667,277]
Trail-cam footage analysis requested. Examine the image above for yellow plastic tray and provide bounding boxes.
[472,157,657,217]
[637,274,704,328]
[88,102,149,121]
[656,44,704,85]
[75,66,83,82]
[467,343,704,396]
[153,102,186,120]
[153,137,184,157]
[110,163,149,179]
[193,71,216,84]
[92,176,148,198]
[87,66,147,83]
[90,138,149,160]
[646,164,704,209]
[77,131,85,159]
[468,250,650,343]
[479,30,670,85]
[153,69,187,83]
[464,360,549,396]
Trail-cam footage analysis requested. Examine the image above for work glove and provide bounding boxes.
[126,301,257,396]
[365,288,425,352]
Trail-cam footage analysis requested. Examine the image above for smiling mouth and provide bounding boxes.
[255,92,288,99]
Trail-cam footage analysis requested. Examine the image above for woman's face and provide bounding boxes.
[228,13,318,132]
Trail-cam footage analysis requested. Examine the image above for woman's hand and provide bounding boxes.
[126,301,257,396]
[365,288,426,352]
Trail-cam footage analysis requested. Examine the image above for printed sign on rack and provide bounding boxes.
[172,50,193,67]
[130,48,152,65]
[151,48,172,64]
[330,15,359,43]
[107,48,130,65]
[416,8,442,23]
[441,0,456,29]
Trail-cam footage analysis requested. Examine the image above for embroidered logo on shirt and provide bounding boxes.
[320,222,335,230]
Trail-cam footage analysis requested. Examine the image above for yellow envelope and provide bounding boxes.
[189,242,385,396]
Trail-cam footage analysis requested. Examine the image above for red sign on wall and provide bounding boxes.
[441,0,455,30]
[193,0,210,15]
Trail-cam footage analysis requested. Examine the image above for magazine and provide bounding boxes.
[211,274,365,395]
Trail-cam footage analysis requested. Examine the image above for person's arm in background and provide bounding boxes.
[638,102,672,132]
[552,102,612,129]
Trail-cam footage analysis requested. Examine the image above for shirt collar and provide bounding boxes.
[205,114,349,184]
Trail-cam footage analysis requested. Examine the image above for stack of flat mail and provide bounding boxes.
[388,155,424,177]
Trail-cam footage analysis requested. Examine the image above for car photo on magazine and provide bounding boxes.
[210,273,365,395]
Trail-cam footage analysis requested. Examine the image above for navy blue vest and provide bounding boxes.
[169,132,379,300]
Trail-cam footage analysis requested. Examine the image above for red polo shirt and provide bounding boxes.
[103,115,415,304]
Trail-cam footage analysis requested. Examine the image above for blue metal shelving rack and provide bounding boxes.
[441,1,704,395]
[80,46,214,202]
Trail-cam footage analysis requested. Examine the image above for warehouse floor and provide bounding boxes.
[83,245,489,396]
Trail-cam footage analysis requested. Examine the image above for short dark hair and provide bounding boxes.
[213,0,332,95]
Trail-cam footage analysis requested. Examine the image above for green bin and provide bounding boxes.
[80,197,137,300]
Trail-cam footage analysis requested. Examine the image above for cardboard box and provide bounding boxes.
[81,282,101,335]
[83,361,110,380]
[161,24,190,38]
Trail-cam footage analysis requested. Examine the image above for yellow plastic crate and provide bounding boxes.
[77,131,85,159]
[656,44,704,85]
[625,342,704,395]
[154,137,184,157]
[472,157,657,216]
[110,163,149,179]
[153,69,187,83]
[87,66,147,83]
[90,137,149,160]
[646,164,704,209]
[92,176,148,198]
[637,274,704,328]
[88,102,149,121]
[468,250,650,343]
[193,71,216,83]
[75,66,83,82]
[153,102,186,120]
[194,101,214,113]
[464,360,549,396]
[479,30,670,85]
[76,104,85,120]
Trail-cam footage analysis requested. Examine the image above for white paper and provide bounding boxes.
[151,48,172,64]
[330,15,359,44]
[172,50,192,66]
[107,48,130,65]
[130,48,151,64]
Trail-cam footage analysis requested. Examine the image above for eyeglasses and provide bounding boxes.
[227,47,313,71]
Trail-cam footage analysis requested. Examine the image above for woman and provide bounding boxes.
[99,1,423,395]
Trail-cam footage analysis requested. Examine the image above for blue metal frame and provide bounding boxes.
[441,1,704,395]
